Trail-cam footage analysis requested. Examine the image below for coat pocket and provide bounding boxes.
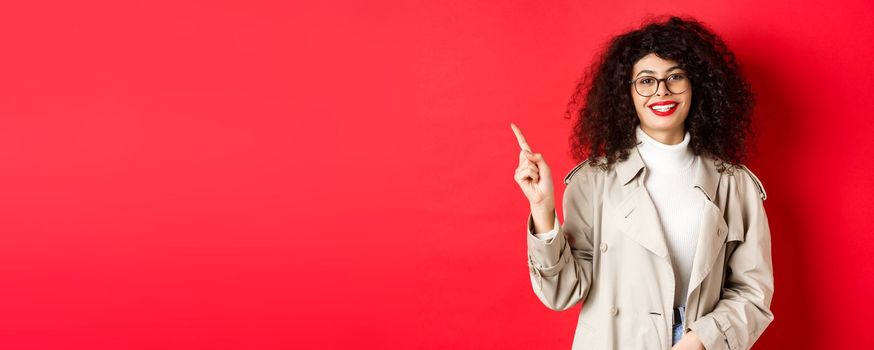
[572,319,605,349]
[646,313,664,350]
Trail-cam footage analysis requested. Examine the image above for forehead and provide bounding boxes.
[632,53,682,73]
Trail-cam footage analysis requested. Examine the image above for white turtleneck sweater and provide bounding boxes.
[532,125,703,307]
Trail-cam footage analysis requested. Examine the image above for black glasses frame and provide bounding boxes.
[628,74,690,97]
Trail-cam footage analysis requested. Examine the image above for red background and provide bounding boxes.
[1,0,872,349]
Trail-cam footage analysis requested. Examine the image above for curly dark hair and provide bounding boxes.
[565,15,757,173]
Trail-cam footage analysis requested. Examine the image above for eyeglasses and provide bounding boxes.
[628,73,690,97]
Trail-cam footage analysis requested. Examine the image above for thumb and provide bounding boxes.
[526,152,547,166]
[519,149,532,165]
[527,153,551,178]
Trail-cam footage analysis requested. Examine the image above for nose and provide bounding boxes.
[656,79,671,96]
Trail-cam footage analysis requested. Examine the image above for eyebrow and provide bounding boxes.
[635,66,683,78]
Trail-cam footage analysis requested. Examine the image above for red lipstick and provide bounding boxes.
[647,100,679,117]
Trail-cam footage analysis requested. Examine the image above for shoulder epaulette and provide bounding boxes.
[563,159,592,185]
[737,164,767,201]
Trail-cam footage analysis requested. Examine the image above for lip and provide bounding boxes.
[647,100,679,117]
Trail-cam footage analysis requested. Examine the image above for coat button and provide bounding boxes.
[600,243,608,253]
[610,306,619,316]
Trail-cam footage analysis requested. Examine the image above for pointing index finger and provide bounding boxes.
[510,123,533,152]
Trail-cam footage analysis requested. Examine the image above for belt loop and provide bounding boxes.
[672,305,686,326]
[680,305,685,328]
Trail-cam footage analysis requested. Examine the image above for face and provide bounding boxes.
[629,53,692,142]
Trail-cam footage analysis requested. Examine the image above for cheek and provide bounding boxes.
[630,88,646,107]
[677,94,691,111]
[631,95,647,110]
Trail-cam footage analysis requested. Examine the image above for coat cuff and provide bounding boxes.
[526,210,564,274]
[687,314,732,350]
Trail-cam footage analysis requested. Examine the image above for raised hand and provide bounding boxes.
[511,123,555,220]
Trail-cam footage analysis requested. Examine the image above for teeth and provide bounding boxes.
[651,104,677,112]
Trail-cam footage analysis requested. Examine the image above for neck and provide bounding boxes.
[635,125,694,173]
[639,125,685,145]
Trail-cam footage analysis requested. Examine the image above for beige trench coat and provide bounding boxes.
[525,144,774,350]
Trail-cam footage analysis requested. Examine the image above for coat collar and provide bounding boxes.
[616,142,721,202]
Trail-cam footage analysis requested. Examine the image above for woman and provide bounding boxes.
[510,16,774,350]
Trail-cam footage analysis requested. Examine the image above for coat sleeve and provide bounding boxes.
[525,166,595,311]
[687,166,775,350]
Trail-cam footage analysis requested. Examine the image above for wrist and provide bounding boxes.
[529,206,556,234]
[530,202,554,216]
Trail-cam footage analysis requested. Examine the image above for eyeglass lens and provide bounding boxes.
[635,74,689,96]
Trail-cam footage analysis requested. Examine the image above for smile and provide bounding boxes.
[649,103,678,116]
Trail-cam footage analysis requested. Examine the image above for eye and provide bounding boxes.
[639,77,655,85]
[669,73,687,80]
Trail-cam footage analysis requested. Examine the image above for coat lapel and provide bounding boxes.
[613,144,727,295]
[616,185,669,258]
[687,155,728,296]
[614,145,669,259]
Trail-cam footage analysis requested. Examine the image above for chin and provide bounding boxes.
[643,117,677,128]
[642,113,688,129]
